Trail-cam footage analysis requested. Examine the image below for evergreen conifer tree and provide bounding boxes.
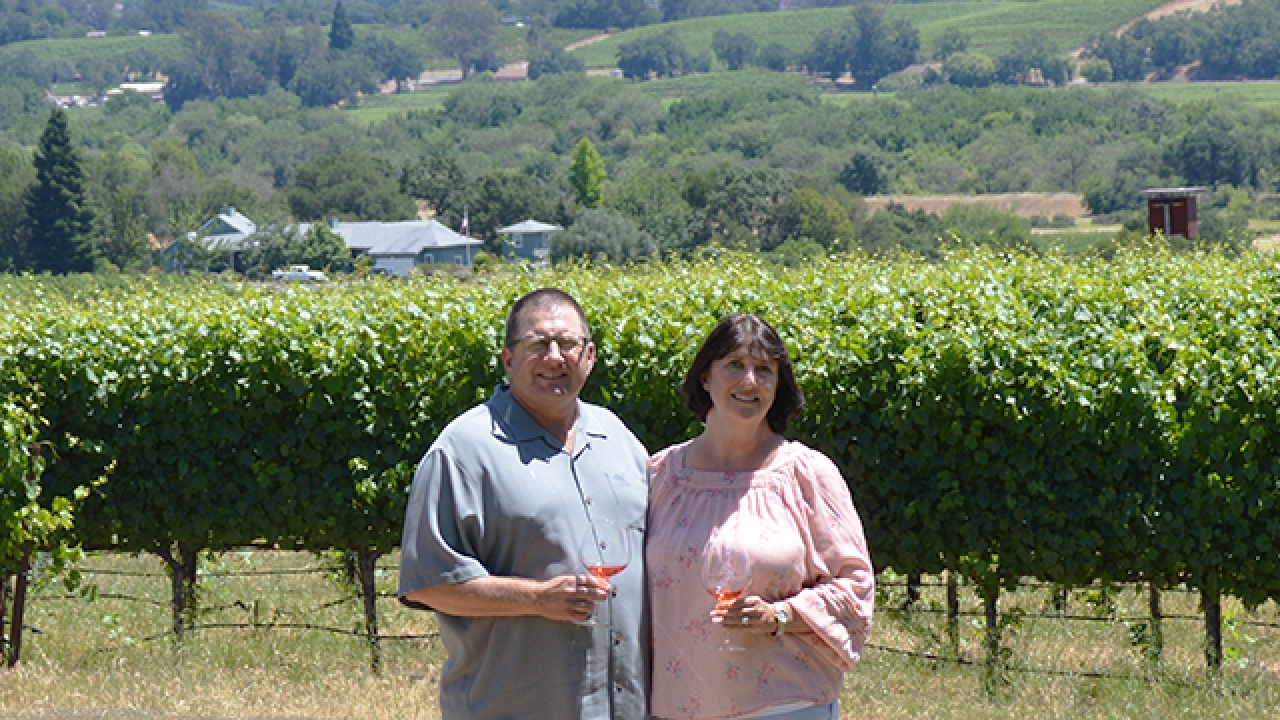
[330,1,355,51]
[569,138,607,208]
[25,107,95,274]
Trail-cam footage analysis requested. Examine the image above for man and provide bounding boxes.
[399,288,649,720]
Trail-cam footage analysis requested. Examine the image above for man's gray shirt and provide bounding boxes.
[399,386,649,720]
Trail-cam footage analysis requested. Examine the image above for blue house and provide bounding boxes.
[497,220,562,262]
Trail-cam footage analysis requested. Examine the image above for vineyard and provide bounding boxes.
[2,249,1280,675]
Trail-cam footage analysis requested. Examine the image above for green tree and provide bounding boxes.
[775,188,855,252]
[527,26,586,80]
[569,137,607,208]
[329,0,354,51]
[617,29,696,80]
[1079,58,1113,83]
[431,0,502,79]
[243,222,351,274]
[712,30,757,71]
[944,52,996,88]
[805,5,918,90]
[288,55,378,107]
[608,168,695,256]
[551,207,656,263]
[401,152,466,215]
[0,147,35,272]
[855,202,946,258]
[24,107,95,274]
[942,204,1031,249]
[997,32,1072,86]
[86,150,152,271]
[838,149,888,196]
[286,153,416,221]
[355,35,424,90]
[933,27,971,61]
[439,170,563,248]
[758,42,791,72]
[554,0,658,29]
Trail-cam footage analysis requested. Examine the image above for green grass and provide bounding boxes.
[1134,81,1280,111]
[572,0,1167,69]
[0,33,182,68]
[7,554,1278,719]
[346,88,453,126]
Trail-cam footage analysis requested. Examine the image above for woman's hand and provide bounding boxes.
[711,595,813,635]
[711,595,778,635]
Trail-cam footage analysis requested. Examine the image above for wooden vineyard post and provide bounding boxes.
[1052,585,1068,616]
[0,574,8,660]
[946,571,960,659]
[357,550,383,673]
[7,542,32,667]
[158,544,200,644]
[1148,582,1163,663]
[981,577,1004,698]
[1202,588,1222,671]
[905,575,921,610]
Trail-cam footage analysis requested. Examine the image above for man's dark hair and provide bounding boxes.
[681,313,804,435]
[504,288,592,348]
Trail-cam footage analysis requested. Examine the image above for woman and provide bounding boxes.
[646,313,875,720]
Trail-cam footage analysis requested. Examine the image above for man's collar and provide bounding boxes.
[489,385,609,448]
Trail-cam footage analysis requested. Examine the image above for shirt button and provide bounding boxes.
[611,588,618,598]
[585,497,592,506]
[613,632,622,646]
[614,683,623,693]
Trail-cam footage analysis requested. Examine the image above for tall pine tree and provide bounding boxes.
[330,1,355,51]
[25,107,95,274]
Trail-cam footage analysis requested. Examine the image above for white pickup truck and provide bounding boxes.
[271,265,326,282]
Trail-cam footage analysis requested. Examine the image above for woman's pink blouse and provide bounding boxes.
[645,441,875,720]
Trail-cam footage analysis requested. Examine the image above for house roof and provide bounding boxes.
[198,208,257,240]
[497,219,562,235]
[300,218,482,256]
[1143,187,1208,198]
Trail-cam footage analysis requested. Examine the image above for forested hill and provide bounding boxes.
[2,68,1274,273]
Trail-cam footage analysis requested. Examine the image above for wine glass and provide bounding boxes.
[701,522,750,652]
[576,518,631,627]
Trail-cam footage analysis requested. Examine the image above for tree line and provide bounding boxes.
[1084,0,1280,82]
[5,60,1279,274]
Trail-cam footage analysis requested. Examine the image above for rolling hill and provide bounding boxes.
[571,0,1169,68]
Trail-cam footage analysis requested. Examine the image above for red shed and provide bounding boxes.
[1144,187,1205,239]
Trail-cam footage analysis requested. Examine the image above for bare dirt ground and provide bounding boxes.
[564,33,610,52]
[864,193,1089,219]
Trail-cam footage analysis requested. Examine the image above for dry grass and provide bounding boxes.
[4,552,1279,719]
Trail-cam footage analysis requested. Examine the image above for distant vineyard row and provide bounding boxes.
[2,250,1278,614]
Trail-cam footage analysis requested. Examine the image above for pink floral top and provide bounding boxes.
[646,440,875,720]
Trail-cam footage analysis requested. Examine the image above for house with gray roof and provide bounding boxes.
[300,218,483,276]
[163,207,256,272]
[168,209,482,276]
[497,219,562,262]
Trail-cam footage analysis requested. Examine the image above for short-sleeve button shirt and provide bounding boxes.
[399,386,649,720]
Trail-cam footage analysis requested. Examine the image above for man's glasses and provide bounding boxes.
[514,334,589,358]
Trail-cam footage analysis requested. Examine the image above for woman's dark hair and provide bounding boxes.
[680,313,804,434]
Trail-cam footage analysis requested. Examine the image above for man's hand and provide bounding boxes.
[534,574,610,622]
[403,574,609,622]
